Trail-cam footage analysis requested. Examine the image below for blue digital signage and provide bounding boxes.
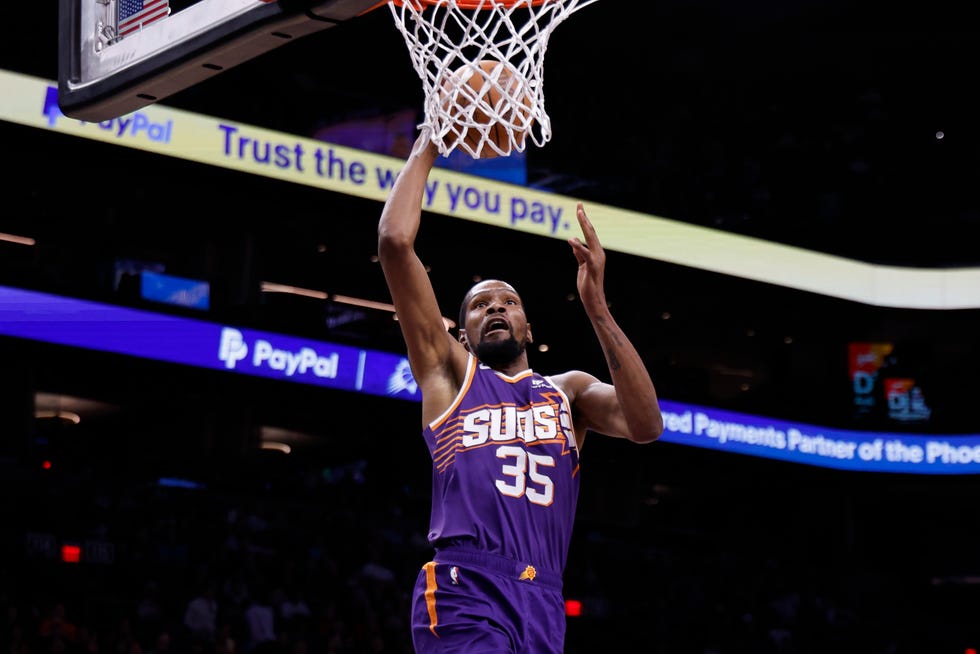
[2,284,978,475]
[656,401,980,475]
[0,285,419,402]
[140,270,210,310]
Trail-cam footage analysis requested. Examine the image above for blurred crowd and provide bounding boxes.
[1,444,973,654]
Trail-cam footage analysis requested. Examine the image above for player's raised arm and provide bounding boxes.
[378,133,466,420]
[560,203,664,444]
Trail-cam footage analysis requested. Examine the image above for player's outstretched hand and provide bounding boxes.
[567,203,608,316]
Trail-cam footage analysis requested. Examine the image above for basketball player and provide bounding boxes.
[377,131,664,654]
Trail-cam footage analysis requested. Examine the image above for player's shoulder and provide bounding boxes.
[546,369,601,402]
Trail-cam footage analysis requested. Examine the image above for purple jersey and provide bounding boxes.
[423,354,581,575]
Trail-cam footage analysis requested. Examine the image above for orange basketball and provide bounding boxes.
[439,59,533,158]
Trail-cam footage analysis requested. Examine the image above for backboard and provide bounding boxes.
[58,0,384,121]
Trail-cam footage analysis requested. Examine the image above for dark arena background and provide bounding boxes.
[2,1,980,653]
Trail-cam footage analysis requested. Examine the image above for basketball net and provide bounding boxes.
[387,0,599,159]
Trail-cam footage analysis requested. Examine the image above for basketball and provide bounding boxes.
[438,59,533,159]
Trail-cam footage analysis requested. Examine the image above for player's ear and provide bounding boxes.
[458,329,471,351]
[526,323,533,344]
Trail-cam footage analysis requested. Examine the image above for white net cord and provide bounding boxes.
[388,0,599,159]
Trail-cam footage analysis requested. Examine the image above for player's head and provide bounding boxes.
[458,279,533,368]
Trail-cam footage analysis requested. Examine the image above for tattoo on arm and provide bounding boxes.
[595,318,624,371]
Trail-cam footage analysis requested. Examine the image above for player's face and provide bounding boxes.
[459,281,532,367]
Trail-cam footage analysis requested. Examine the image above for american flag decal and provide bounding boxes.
[118,0,171,39]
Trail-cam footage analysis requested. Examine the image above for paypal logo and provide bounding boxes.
[43,87,63,127]
[214,326,417,396]
[218,327,340,379]
[43,85,173,142]
[219,328,249,369]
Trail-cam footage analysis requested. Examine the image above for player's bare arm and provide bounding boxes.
[378,133,469,425]
[558,203,663,444]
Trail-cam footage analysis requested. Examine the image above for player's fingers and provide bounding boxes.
[575,203,600,247]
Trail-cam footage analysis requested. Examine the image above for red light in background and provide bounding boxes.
[42,460,52,470]
[964,648,976,654]
[564,599,582,617]
[61,544,81,563]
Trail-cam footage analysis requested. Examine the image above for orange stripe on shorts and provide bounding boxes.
[423,561,439,637]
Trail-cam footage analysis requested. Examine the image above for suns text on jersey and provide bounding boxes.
[460,403,572,447]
